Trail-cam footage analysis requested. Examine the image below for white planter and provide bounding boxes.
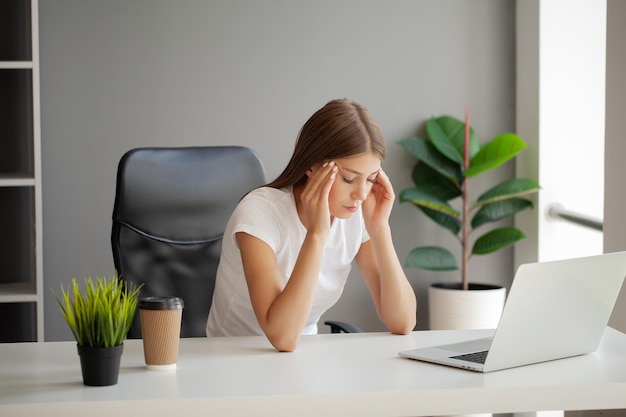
[429,283,507,330]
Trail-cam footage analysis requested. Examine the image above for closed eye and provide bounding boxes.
[343,177,377,185]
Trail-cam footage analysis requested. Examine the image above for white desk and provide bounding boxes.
[1,328,625,417]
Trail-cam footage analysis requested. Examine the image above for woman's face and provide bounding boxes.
[327,152,381,219]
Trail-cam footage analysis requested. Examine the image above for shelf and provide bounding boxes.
[0,61,33,69]
[0,174,35,187]
[1,0,42,342]
[0,282,37,302]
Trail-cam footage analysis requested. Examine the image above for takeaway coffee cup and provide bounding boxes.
[138,296,184,371]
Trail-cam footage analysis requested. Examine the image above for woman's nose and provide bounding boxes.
[352,182,368,201]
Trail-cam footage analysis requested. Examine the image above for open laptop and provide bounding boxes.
[399,251,626,372]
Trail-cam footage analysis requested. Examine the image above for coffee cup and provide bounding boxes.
[138,296,184,370]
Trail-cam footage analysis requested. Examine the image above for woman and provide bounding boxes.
[206,98,417,351]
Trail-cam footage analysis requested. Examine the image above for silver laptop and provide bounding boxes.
[399,251,626,372]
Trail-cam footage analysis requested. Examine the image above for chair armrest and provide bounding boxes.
[324,320,364,333]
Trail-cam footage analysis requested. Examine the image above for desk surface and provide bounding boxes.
[1,328,625,417]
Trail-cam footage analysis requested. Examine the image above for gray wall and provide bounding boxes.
[39,0,516,341]
[605,0,626,333]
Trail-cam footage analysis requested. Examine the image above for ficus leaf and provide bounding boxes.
[466,133,526,177]
[405,246,458,271]
[471,198,534,228]
[426,116,480,165]
[472,227,526,255]
[476,178,540,205]
[399,136,462,185]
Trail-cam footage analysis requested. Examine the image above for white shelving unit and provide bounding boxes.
[0,0,43,342]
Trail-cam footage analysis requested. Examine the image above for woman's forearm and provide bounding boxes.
[370,227,417,334]
[262,232,326,351]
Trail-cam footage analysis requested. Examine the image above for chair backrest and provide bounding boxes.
[111,146,265,338]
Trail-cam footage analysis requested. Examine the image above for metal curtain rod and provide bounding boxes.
[546,203,603,232]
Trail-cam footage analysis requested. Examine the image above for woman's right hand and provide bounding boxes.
[299,161,338,236]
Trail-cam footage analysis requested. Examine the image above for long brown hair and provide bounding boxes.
[266,99,386,189]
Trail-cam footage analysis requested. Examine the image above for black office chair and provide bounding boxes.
[111,146,266,338]
[324,320,363,333]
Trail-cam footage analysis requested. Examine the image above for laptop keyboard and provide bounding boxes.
[451,350,489,364]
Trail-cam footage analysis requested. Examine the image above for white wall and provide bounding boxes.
[536,0,605,262]
[39,0,517,340]
[516,0,605,269]
[516,0,625,335]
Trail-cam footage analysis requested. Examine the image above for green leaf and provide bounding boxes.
[419,206,461,235]
[405,246,458,271]
[399,187,459,218]
[54,272,143,348]
[426,116,480,165]
[411,161,461,201]
[476,178,540,205]
[472,227,526,255]
[466,133,527,177]
[398,136,463,185]
[471,198,534,228]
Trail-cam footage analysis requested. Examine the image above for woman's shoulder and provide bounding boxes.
[246,186,289,198]
[230,186,296,246]
[239,186,294,211]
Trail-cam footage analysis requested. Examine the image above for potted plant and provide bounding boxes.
[55,273,141,386]
[399,110,540,329]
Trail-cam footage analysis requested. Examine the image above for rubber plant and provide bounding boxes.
[398,109,540,290]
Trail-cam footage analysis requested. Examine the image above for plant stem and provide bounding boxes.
[462,176,469,290]
[462,106,470,290]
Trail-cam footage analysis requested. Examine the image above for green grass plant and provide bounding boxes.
[55,273,142,348]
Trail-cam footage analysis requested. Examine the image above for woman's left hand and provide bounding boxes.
[361,169,395,236]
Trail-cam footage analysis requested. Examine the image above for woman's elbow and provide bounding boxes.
[266,331,301,352]
[390,325,414,335]
[388,316,416,335]
[273,340,298,352]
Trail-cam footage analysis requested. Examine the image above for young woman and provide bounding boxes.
[206,98,417,351]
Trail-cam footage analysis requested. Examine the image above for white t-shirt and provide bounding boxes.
[205,186,369,337]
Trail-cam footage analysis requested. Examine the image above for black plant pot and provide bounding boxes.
[77,344,124,386]
[431,282,504,291]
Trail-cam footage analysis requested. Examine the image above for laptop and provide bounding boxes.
[399,251,626,372]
